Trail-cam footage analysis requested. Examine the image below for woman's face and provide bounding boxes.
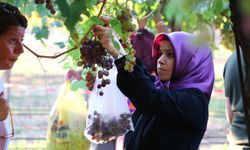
[157,40,175,82]
[0,26,25,70]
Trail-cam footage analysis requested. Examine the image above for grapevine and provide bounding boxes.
[116,7,137,72]
[26,0,139,88]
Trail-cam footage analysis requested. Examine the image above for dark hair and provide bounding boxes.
[0,2,27,35]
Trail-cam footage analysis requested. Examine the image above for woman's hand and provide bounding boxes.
[93,24,118,58]
[0,92,9,121]
[93,16,127,59]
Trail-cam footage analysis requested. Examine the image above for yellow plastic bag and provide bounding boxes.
[46,81,90,150]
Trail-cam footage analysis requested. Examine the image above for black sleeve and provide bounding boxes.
[115,56,209,128]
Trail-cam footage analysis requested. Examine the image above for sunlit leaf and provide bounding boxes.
[55,0,90,31]
[63,62,71,69]
[55,42,66,49]
[31,26,49,40]
[71,80,86,91]
[110,19,122,37]
[213,0,224,15]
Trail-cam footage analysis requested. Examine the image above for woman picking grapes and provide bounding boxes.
[93,19,214,150]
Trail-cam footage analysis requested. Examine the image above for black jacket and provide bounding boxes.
[115,57,209,150]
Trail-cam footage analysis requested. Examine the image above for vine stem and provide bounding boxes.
[23,0,107,59]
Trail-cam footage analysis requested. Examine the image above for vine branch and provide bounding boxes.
[23,0,107,59]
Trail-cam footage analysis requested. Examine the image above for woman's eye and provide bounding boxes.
[9,39,17,44]
[167,52,174,58]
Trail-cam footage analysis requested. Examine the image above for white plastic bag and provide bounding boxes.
[84,65,134,143]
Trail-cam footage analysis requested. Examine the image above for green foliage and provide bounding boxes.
[71,80,86,90]
[4,0,250,60]
[110,19,122,37]
[55,0,97,32]
[31,25,49,41]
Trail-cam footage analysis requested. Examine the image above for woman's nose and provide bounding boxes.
[158,55,166,65]
[15,42,24,54]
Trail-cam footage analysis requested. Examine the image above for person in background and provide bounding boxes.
[130,7,170,75]
[0,2,27,149]
[223,14,250,150]
[128,9,170,110]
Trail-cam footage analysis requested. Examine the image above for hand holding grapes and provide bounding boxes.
[93,25,120,59]
[0,92,9,121]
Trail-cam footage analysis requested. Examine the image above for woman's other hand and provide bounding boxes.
[0,92,9,121]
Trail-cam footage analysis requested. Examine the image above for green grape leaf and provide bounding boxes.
[20,1,35,17]
[88,16,104,26]
[82,69,89,77]
[85,0,98,8]
[213,0,224,15]
[31,26,49,40]
[110,19,122,37]
[79,16,103,38]
[67,48,81,60]
[55,42,66,49]
[111,32,121,51]
[36,5,48,17]
[202,10,213,21]
[70,80,86,91]
[63,62,71,69]
[146,0,155,6]
[55,0,90,31]
[55,0,70,17]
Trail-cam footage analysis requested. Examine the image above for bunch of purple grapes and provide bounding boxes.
[85,69,96,91]
[78,39,113,96]
[34,0,56,14]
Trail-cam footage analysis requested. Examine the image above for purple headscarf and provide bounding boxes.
[152,32,214,99]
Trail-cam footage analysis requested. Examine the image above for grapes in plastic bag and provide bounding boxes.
[84,65,134,144]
